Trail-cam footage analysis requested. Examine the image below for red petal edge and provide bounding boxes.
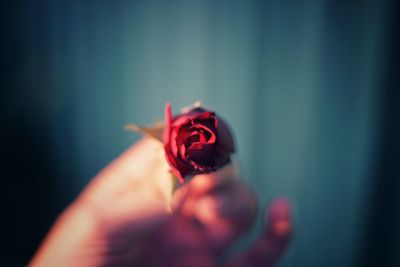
[163,102,172,144]
[164,103,186,183]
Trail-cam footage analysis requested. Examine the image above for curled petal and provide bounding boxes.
[165,146,190,182]
[163,102,173,144]
[190,124,216,144]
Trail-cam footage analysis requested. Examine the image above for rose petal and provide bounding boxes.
[165,145,194,182]
[217,117,235,153]
[191,124,216,144]
[170,127,180,157]
[189,159,215,172]
[172,115,191,128]
[192,111,215,121]
[187,143,215,167]
[171,107,206,126]
[176,126,192,157]
[193,117,217,134]
[185,107,208,117]
[213,145,231,168]
[163,103,173,144]
[188,132,201,143]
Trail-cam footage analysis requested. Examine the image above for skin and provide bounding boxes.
[30,138,292,267]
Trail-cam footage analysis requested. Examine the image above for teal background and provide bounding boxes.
[1,0,399,266]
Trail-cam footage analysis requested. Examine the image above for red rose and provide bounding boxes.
[163,103,235,182]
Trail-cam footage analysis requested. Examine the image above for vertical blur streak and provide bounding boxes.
[359,1,400,266]
[0,0,399,266]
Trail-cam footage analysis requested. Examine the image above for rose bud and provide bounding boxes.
[163,103,235,182]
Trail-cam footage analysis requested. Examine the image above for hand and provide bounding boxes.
[30,138,292,267]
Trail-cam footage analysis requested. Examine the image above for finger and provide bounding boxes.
[172,164,238,214]
[189,164,238,196]
[194,183,257,253]
[172,165,257,253]
[192,182,257,230]
[225,197,292,267]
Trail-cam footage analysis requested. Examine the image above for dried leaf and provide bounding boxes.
[125,121,164,142]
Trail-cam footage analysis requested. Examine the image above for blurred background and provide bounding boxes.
[1,0,399,266]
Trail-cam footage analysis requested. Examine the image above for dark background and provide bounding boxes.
[1,0,399,266]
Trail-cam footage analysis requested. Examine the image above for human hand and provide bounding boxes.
[30,138,292,267]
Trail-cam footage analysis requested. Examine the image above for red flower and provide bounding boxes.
[163,103,235,182]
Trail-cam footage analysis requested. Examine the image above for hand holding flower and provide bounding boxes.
[30,104,292,267]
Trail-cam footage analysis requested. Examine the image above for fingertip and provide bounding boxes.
[265,197,292,237]
[190,164,237,195]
